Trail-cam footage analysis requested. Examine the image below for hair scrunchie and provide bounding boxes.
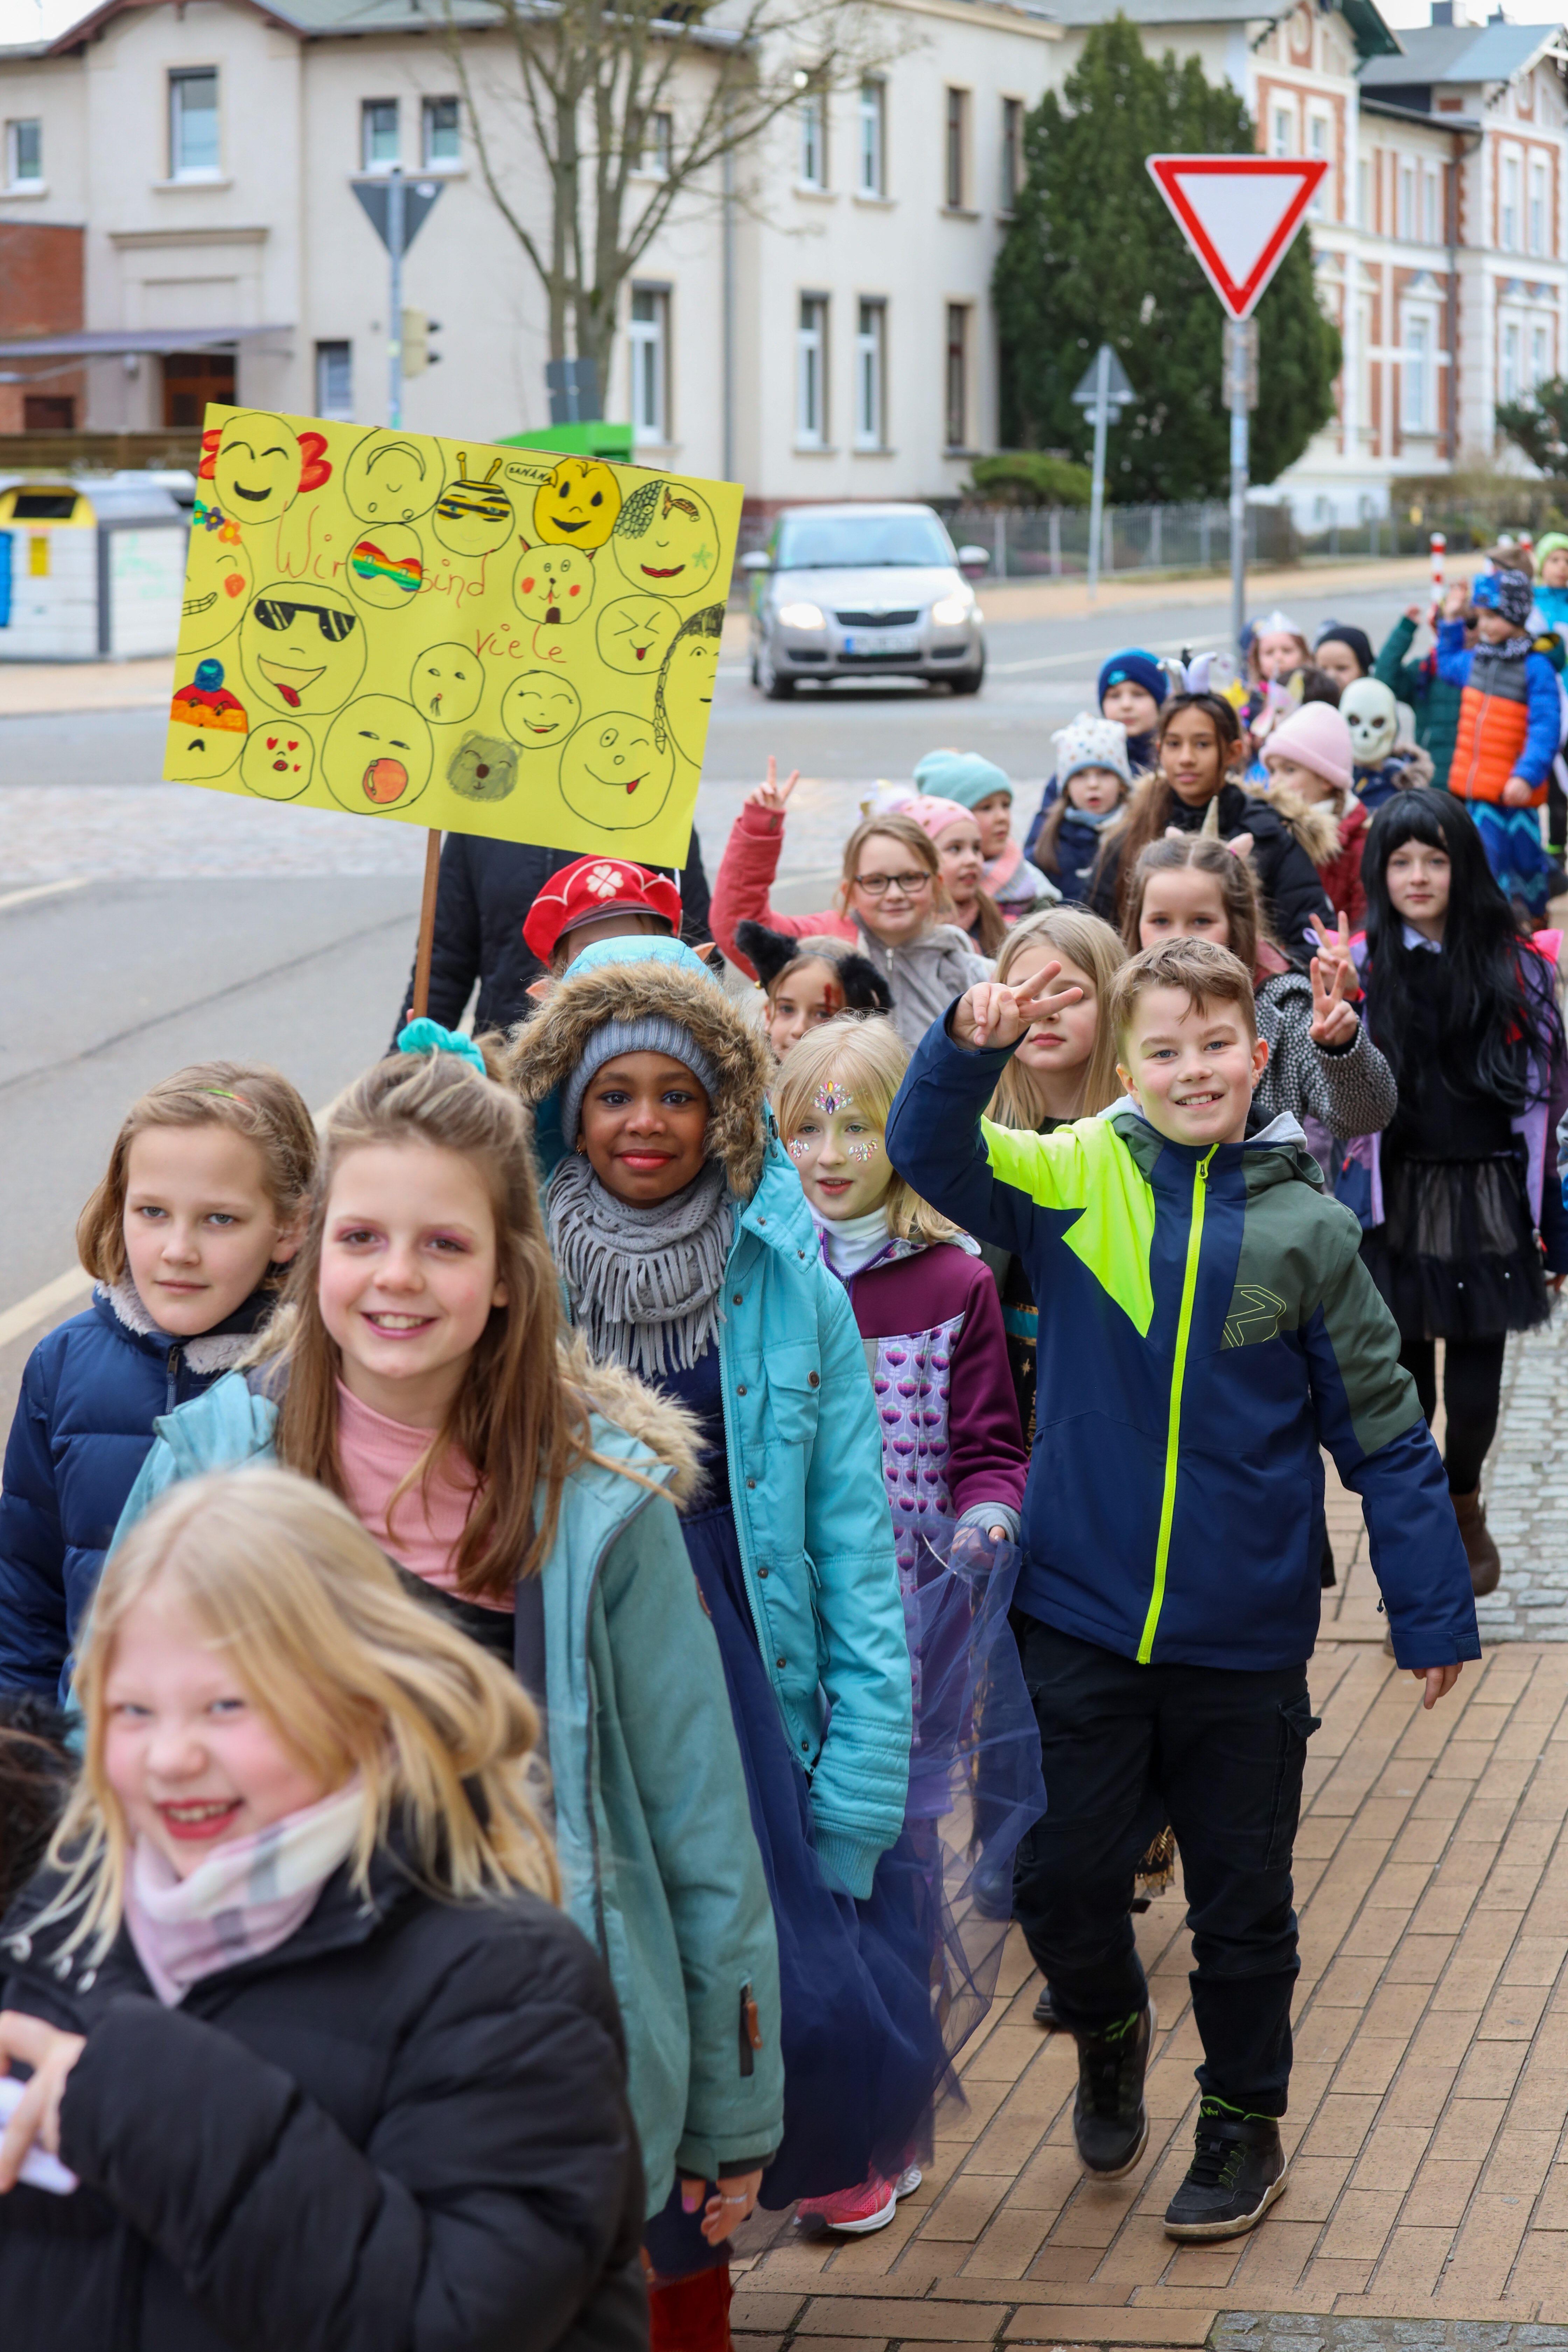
[396,1018,488,1076]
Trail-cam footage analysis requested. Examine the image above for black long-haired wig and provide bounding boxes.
[1362,788,1561,1110]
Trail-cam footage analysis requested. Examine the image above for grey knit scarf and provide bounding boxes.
[546,1153,733,1377]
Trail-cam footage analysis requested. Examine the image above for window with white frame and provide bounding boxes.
[1402,316,1429,432]
[858,80,884,197]
[362,99,399,170]
[641,110,673,175]
[1001,97,1023,211]
[6,119,41,187]
[1502,153,1520,250]
[1424,164,1439,245]
[798,294,828,445]
[1308,115,1328,215]
[855,299,885,448]
[1270,105,1292,156]
[630,287,669,442]
[1358,157,1369,228]
[169,69,219,178]
[1398,161,1414,241]
[1530,158,1547,255]
[315,342,353,422]
[422,97,460,166]
[1502,320,1521,402]
[1532,323,1549,390]
[945,87,969,209]
[798,78,826,189]
[945,302,969,449]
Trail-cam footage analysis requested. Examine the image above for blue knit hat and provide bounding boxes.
[1475,568,1533,630]
[558,934,722,1143]
[911,749,1013,808]
[1097,649,1168,710]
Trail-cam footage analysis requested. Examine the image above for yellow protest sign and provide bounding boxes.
[165,407,741,866]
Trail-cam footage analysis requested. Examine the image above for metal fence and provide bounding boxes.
[939,500,1296,581]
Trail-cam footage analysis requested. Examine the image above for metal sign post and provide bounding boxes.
[1072,344,1134,604]
[351,169,444,427]
[1145,154,1325,649]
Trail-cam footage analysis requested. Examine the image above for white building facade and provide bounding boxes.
[0,0,1564,519]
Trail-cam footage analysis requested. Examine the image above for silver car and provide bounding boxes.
[743,503,988,700]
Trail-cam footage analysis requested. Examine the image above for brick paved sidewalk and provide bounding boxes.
[730,1623,1568,2350]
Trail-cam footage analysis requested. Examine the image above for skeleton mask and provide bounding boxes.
[1339,677,1399,767]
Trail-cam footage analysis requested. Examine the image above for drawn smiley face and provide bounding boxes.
[164,657,247,782]
[238,720,315,800]
[559,712,676,832]
[240,583,365,716]
[656,611,723,764]
[611,479,721,600]
[345,524,425,611]
[409,642,485,725]
[322,695,434,812]
[532,458,623,551]
[212,414,304,527]
[512,544,596,628]
[431,453,514,557]
[180,513,253,652]
[595,594,681,679]
[500,669,582,749]
[342,431,439,525]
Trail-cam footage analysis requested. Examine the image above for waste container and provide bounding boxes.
[0,474,189,659]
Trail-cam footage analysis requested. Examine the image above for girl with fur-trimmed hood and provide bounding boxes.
[107,1029,785,2350]
[511,936,941,2323]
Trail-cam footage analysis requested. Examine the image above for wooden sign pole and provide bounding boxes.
[411,829,441,1022]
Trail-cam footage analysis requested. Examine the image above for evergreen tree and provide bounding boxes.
[992,15,1341,502]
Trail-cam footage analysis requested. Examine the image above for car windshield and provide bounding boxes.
[774,513,954,570]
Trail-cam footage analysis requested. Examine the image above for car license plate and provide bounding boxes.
[843,628,920,655]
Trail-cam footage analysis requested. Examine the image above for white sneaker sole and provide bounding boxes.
[796,2166,922,2237]
[1163,2160,1289,2241]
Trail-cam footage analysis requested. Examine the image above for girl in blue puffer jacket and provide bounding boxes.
[0,1063,316,1700]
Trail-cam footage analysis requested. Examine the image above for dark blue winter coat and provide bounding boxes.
[0,1283,271,1699]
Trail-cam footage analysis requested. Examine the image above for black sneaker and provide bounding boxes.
[1033,1982,1061,2030]
[1071,1998,1154,2178]
[1163,2107,1287,2240]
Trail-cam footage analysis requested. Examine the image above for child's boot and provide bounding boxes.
[1164,2104,1287,2240]
[1450,1489,1501,1596]
[1071,1997,1154,2177]
[648,2263,733,2352]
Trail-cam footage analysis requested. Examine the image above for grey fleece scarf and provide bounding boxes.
[546,1154,733,1377]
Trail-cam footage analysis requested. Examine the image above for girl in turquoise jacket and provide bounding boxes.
[512,937,937,2277]
[110,1033,784,2317]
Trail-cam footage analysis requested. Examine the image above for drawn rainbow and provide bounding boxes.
[350,537,423,598]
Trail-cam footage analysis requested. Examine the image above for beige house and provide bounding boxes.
[1,0,1566,518]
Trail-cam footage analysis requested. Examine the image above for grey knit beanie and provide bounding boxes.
[562,1016,721,1144]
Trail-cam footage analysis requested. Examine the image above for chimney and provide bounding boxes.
[1431,1,1453,21]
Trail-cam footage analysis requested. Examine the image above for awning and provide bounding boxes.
[0,325,293,359]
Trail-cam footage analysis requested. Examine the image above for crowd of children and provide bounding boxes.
[4,576,1564,2350]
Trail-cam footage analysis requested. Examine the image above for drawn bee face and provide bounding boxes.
[431,453,515,555]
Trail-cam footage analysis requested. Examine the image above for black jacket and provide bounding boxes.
[1089,780,1332,956]
[0,1849,647,2352]
[394,829,713,1043]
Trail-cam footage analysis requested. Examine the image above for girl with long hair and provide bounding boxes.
[1353,788,1568,1594]
[0,1466,647,2350]
[709,761,993,1044]
[106,1033,785,2345]
[1089,691,1330,954]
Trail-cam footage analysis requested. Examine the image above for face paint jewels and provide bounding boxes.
[786,1136,812,1160]
[846,1140,881,1163]
[814,1084,853,1114]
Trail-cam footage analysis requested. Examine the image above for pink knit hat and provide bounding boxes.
[901,793,975,842]
[1262,700,1354,794]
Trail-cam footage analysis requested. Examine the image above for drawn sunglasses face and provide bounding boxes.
[252,597,360,644]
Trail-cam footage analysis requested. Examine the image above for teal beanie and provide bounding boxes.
[911,749,1012,808]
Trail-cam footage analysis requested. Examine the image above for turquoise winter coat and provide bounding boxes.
[111,1361,785,2217]
[514,946,911,1903]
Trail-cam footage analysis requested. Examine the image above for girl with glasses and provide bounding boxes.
[711,762,994,1046]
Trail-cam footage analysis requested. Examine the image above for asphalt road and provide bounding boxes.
[0,564,1424,1425]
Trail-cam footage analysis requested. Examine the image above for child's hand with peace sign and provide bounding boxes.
[744,756,801,825]
[952,959,1085,1051]
[1309,948,1360,1050]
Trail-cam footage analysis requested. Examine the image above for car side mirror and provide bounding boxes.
[740,550,772,573]
[956,544,990,577]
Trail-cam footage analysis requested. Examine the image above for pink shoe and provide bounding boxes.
[794,2164,922,2236]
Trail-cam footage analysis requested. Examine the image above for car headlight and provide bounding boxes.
[931,593,973,628]
[777,601,826,631]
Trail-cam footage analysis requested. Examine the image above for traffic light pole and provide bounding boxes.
[1228,317,1248,656]
[387,167,406,428]
[1086,344,1110,606]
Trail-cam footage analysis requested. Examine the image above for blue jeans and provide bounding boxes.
[1013,1619,1317,2116]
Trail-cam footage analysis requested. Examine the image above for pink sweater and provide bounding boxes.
[336,1382,513,1614]
[710,802,855,979]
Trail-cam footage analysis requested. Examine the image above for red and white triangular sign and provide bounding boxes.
[1146,155,1328,320]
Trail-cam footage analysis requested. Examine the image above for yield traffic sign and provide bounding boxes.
[1145,155,1328,320]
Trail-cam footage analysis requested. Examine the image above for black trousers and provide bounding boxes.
[1013,1619,1316,2116]
[1399,1334,1507,1497]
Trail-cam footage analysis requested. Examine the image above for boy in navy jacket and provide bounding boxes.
[887,937,1478,2243]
